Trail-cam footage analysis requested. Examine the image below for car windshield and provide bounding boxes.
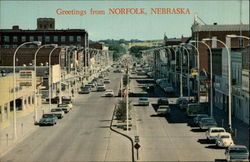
[221,135,230,138]
[51,109,61,112]
[140,98,148,101]
[229,148,248,153]
[211,129,225,133]
[58,104,67,107]
[159,106,168,110]
[43,114,54,118]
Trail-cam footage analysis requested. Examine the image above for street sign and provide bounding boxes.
[134,143,141,149]
[134,136,140,143]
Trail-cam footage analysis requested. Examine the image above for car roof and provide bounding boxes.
[209,127,225,130]
[218,132,231,136]
[228,145,248,150]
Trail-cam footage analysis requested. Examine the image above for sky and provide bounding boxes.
[0,0,249,41]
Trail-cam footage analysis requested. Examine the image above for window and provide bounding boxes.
[13,36,18,42]
[38,36,42,42]
[4,103,8,120]
[77,36,81,42]
[50,24,52,28]
[4,36,10,42]
[45,36,50,42]
[29,36,34,42]
[54,36,58,42]
[61,36,66,42]
[239,38,244,48]
[69,36,74,42]
[13,45,18,48]
[21,36,26,42]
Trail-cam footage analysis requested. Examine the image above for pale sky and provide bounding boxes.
[0,0,249,41]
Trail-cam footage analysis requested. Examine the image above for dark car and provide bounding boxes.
[79,86,91,94]
[193,114,209,125]
[39,114,58,126]
[157,98,169,106]
[146,85,154,92]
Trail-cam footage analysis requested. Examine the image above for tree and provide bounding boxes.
[108,44,126,61]
[129,46,152,58]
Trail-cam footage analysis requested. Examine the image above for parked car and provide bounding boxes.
[104,78,111,84]
[113,69,122,73]
[39,114,58,126]
[51,108,65,119]
[157,98,169,106]
[193,114,209,125]
[79,86,91,94]
[62,100,73,109]
[138,97,149,106]
[57,103,71,113]
[216,132,234,148]
[206,127,226,141]
[225,145,249,161]
[97,85,106,92]
[179,99,189,110]
[146,85,154,92]
[105,89,114,97]
[199,117,217,130]
[157,105,171,116]
[176,97,188,105]
[164,86,175,95]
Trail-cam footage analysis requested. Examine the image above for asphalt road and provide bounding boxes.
[1,72,131,162]
[129,74,225,161]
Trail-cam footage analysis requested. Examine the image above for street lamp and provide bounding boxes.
[34,44,57,122]
[13,41,41,140]
[180,43,191,101]
[48,46,61,110]
[190,40,213,117]
[226,35,250,40]
[202,38,232,132]
[186,43,200,104]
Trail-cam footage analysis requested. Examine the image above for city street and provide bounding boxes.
[129,74,225,161]
[1,73,132,162]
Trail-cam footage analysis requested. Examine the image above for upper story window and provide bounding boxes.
[29,36,34,42]
[21,36,26,42]
[61,36,66,42]
[54,36,58,42]
[13,36,18,42]
[3,36,10,42]
[69,36,74,42]
[45,36,50,42]
[77,36,81,42]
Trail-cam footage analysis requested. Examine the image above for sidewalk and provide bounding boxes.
[213,106,249,149]
[0,104,51,157]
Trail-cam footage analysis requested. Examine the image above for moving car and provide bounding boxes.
[57,103,71,113]
[225,145,249,161]
[79,86,91,94]
[97,85,106,91]
[198,117,217,130]
[157,105,171,116]
[138,97,149,106]
[206,127,226,141]
[216,132,234,148]
[39,114,58,126]
[193,114,209,125]
[51,108,65,119]
[157,98,169,106]
[105,89,114,97]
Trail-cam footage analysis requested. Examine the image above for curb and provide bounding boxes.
[109,105,135,162]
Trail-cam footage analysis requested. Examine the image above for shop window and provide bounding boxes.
[4,103,8,120]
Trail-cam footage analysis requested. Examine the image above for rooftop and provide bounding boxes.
[192,24,249,32]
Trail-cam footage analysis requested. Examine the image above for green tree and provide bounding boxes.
[108,44,126,61]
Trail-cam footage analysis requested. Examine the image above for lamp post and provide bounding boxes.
[226,35,250,40]
[48,46,61,110]
[202,38,232,132]
[190,40,213,117]
[186,43,200,104]
[180,44,191,101]
[13,41,41,140]
[34,44,57,122]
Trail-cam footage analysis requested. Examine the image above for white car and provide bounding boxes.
[51,108,65,119]
[138,97,149,106]
[206,127,226,141]
[105,89,114,97]
[216,132,234,148]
